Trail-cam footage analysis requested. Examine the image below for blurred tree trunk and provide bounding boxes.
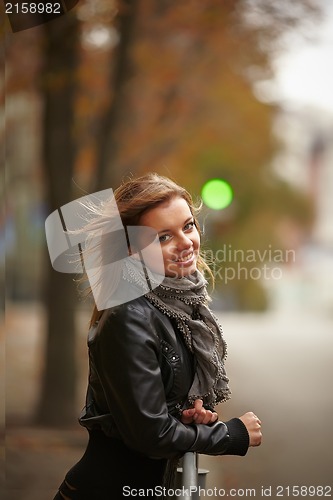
[36,3,138,425]
[94,0,138,191]
[36,12,79,425]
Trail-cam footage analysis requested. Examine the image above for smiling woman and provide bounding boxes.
[53,173,262,500]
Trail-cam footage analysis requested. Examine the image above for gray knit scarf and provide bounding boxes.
[124,261,231,407]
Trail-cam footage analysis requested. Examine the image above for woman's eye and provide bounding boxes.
[184,221,195,231]
[159,234,170,243]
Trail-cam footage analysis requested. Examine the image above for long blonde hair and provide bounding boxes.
[81,173,212,325]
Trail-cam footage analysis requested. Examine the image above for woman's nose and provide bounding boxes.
[176,233,192,250]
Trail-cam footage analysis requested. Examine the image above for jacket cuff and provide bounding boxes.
[224,418,249,456]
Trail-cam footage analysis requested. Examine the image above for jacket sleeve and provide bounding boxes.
[87,303,249,459]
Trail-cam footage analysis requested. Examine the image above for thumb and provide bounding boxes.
[194,399,203,412]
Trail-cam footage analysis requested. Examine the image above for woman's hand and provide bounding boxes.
[181,399,218,425]
[238,411,262,447]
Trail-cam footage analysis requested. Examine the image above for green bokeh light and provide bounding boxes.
[201,178,233,210]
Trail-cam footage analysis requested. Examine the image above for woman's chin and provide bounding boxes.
[166,263,198,278]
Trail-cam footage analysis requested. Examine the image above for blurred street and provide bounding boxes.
[4,302,333,499]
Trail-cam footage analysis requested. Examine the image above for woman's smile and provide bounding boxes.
[172,250,195,264]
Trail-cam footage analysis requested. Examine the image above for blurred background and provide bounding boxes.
[2,0,333,498]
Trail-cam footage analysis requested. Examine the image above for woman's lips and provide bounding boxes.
[173,251,195,265]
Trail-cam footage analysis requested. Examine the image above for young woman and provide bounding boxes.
[53,173,262,500]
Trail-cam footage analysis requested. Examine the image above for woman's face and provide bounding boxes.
[138,196,200,278]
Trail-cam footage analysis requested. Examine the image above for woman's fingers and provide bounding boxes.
[194,410,215,424]
[182,400,219,425]
[181,408,196,424]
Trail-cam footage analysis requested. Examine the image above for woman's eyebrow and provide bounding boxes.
[158,217,194,234]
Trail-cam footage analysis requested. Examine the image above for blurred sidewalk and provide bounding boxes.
[4,302,333,499]
[5,302,90,500]
[5,426,87,500]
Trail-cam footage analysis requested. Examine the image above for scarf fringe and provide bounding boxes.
[144,271,231,407]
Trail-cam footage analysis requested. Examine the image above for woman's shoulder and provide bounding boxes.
[88,296,170,344]
[108,295,157,320]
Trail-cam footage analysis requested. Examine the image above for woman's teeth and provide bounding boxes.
[176,252,193,263]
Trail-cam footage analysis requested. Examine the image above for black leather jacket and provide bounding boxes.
[79,296,249,459]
